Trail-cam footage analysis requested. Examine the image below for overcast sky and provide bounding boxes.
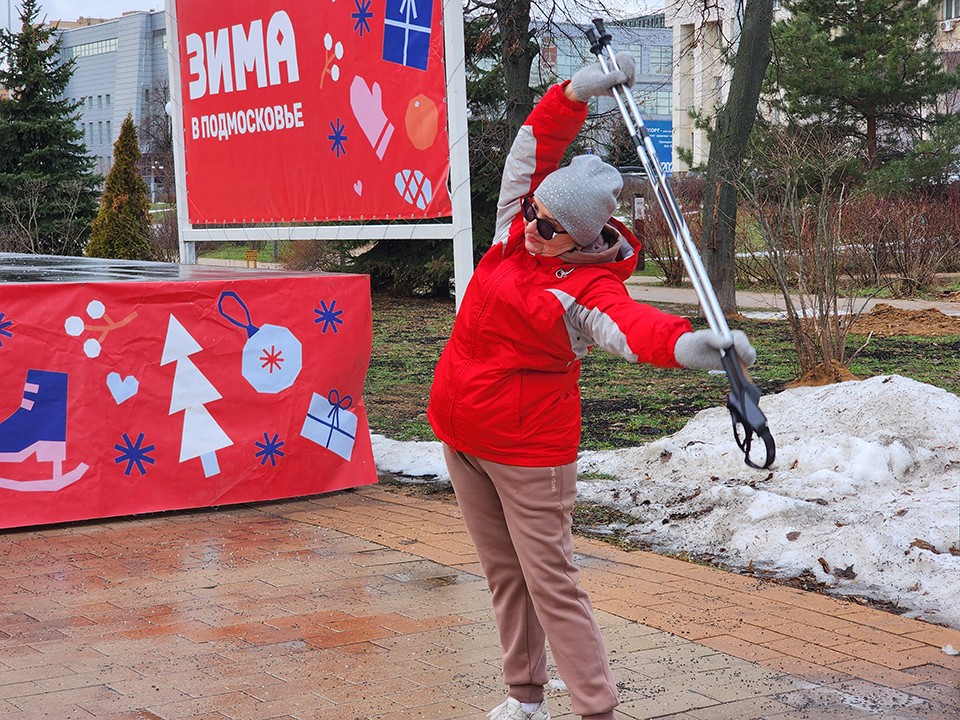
[6,0,664,30]
[50,1,161,21]
[6,1,158,30]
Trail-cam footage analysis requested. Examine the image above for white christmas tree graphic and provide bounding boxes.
[161,315,233,477]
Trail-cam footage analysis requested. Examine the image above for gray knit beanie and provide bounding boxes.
[536,155,622,247]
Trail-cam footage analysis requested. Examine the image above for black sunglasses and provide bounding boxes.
[521,195,568,241]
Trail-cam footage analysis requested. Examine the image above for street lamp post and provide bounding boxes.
[150,161,164,204]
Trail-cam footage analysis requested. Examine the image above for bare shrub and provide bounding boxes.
[925,190,960,274]
[733,206,779,287]
[640,174,704,286]
[738,126,865,378]
[843,193,960,294]
[0,178,92,256]
[151,209,180,262]
[840,197,887,288]
[283,239,357,272]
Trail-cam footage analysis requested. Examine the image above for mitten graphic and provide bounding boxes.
[351,76,394,160]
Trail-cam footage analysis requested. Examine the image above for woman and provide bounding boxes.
[427,54,756,720]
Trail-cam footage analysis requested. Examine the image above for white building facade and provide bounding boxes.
[667,0,960,172]
[56,10,168,176]
[663,0,746,172]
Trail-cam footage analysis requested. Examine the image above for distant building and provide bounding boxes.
[532,15,674,173]
[938,2,960,114]
[55,10,168,176]
[663,0,745,173]
[667,0,960,172]
[51,17,114,30]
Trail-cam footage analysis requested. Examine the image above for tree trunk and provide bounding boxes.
[701,0,774,315]
[866,112,877,165]
[496,0,538,140]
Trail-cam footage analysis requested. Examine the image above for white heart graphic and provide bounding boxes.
[353,180,363,196]
[106,372,139,404]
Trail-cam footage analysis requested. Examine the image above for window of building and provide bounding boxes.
[87,96,93,108]
[69,38,118,58]
[650,46,672,75]
[637,89,672,116]
[105,94,111,106]
[946,0,959,19]
[98,121,103,145]
[541,40,558,68]
[153,29,167,48]
[617,13,665,29]
[97,95,102,108]
[106,121,111,144]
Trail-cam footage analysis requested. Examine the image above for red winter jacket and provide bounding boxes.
[427,82,692,466]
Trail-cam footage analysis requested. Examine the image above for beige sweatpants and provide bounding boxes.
[443,445,618,720]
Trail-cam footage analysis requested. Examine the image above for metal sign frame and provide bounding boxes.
[164,0,474,305]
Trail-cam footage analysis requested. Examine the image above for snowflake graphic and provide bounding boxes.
[329,118,348,157]
[114,432,156,476]
[0,312,12,346]
[352,0,373,36]
[314,300,344,334]
[255,432,285,466]
[260,345,284,373]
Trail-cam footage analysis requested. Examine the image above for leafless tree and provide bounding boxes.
[138,78,175,205]
[0,178,91,255]
[699,0,775,315]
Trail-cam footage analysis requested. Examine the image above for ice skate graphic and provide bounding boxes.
[0,370,89,492]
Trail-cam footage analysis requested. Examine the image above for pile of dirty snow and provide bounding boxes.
[371,375,960,629]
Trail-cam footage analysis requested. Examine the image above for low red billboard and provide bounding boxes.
[0,268,376,529]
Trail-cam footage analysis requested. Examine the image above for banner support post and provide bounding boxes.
[442,0,474,309]
[164,0,193,264]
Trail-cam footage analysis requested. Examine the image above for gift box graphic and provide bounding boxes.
[383,0,433,71]
[301,389,357,461]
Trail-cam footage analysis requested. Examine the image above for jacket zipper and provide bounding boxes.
[447,261,519,443]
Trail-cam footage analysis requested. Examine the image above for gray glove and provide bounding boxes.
[673,329,757,371]
[570,52,636,102]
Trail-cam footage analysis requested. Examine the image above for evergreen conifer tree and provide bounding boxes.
[772,0,960,177]
[86,114,153,260]
[0,0,99,255]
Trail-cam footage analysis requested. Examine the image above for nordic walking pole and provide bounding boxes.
[586,19,775,469]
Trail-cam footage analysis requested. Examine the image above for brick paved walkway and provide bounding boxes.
[2,485,958,719]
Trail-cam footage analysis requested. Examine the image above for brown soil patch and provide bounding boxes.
[850,303,960,337]
[786,360,859,388]
[786,304,960,388]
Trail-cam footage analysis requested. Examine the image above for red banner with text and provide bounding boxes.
[175,0,452,224]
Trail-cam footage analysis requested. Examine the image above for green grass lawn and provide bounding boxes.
[197,242,291,263]
[364,295,960,450]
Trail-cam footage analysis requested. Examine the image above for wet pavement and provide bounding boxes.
[2,484,958,719]
[624,276,960,318]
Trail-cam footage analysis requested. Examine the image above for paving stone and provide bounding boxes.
[1,485,954,719]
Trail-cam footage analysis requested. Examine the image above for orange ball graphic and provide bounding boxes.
[405,94,439,150]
